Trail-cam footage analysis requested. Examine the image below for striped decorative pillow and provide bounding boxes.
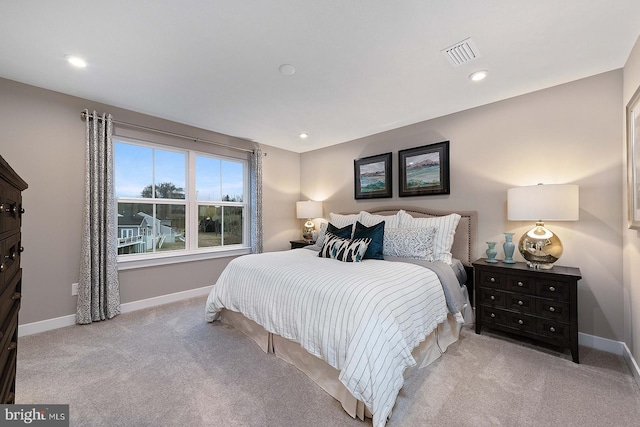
[318,232,372,262]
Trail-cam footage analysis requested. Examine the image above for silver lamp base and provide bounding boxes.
[302,219,315,242]
[518,222,563,269]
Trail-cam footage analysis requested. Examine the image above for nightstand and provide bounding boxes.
[473,259,582,363]
[290,240,314,249]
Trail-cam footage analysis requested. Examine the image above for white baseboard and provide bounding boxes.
[18,285,213,337]
[579,332,640,389]
[578,332,624,355]
[622,342,640,390]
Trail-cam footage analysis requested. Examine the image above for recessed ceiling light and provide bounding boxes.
[299,133,308,139]
[279,64,296,75]
[469,70,488,82]
[65,55,87,68]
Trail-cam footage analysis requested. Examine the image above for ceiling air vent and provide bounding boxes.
[441,37,480,67]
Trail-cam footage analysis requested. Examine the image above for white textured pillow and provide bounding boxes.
[359,210,403,229]
[314,221,329,247]
[398,212,461,264]
[383,227,436,261]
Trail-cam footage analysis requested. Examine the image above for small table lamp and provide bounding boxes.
[296,200,323,242]
[507,184,579,269]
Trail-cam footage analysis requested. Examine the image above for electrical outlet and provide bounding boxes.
[71,283,78,296]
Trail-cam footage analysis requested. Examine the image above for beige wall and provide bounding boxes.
[623,35,640,362]
[301,70,624,341]
[0,68,630,344]
[0,77,300,325]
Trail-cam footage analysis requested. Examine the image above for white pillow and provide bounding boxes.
[398,212,461,264]
[359,210,403,229]
[383,227,436,261]
[328,212,361,238]
[314,221,328,247]
[329,212,361,228]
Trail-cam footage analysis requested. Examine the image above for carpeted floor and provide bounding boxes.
[16,297,640,426]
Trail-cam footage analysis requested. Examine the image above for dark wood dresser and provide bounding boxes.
[473,258,581,363]
[0,156,27,403]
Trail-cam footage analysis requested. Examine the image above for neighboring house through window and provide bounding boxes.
[114,138,249,266]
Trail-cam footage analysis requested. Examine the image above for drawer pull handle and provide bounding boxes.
[490,295,495,301]
[7,342,16,351]
[11,292,21,300]
[490,313,496,318]
[490,277,496,283]
[518,319,524,325]
[517,281,524,287]
[0,263,3,272]
[518,300,524,306]
[549,306,556,312]
[549,286,556,292]
[19,246,24,253]
[549,326,556,332]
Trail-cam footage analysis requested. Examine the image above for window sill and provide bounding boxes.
[117,247,251,271]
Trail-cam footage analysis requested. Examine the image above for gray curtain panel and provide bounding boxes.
[77,110,120,324]
[250,148,263,254]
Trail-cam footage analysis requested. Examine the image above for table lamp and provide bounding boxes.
[507,184,579,269]
[296,200,323,242]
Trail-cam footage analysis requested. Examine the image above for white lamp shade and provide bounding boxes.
[508,184,579,221]
[296,201,323,219]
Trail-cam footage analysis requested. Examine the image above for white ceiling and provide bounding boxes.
[1,1,639,153]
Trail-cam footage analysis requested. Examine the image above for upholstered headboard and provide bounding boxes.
[366,207,478,267]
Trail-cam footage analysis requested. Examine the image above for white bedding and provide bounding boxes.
[205,249,449,427]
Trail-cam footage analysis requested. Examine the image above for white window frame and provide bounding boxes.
[115,137,251,270]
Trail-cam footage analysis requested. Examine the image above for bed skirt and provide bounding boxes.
[220,309,461,421]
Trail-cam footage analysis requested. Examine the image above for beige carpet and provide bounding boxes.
[16,297,640,426]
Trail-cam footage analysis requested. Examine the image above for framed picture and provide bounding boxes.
[398,141,450,197]
[354,152,392,199]
[627,85,640,229]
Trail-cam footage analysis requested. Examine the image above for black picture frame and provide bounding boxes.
[398,141,450,197]
[354,152,392,199]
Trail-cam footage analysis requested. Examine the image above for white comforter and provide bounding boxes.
[205,249,448,427]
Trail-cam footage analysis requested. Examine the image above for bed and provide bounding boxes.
[205,207,477,427]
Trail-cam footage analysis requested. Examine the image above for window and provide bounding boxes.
[114,138,249,263]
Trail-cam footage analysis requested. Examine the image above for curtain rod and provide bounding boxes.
[80,110,257,154]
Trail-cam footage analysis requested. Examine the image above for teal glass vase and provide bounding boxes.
[485,241,498,263]
[503,232,516,264]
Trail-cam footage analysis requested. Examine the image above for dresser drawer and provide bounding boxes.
[0,178,23,238]
[537,318,571,342]
[478,306,508,325]
[536,298,570,321]
[537,279,570,301]
[0,270,21,337]
[0,349,16,404]
[479,307,537,334]
[478,270,505,289]
[505,292,535,313]
[478,287,507,307]
[0,308,17,383]
[0,233,21,291]
[505,274,535,295]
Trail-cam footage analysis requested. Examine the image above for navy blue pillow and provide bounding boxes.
[327,222,352,239]
[353,221,384,260]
